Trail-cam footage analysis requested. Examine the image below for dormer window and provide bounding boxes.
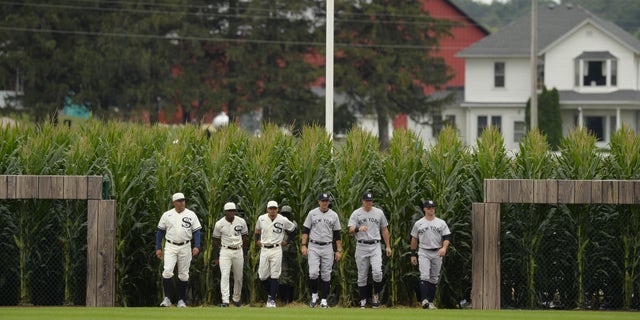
[574,51,617,87]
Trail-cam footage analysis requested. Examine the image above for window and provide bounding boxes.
[477,116,488,137]
[574,51,617,88]
[491,116,502,133]
[494,62,505,88]
[477,115,502,137]
[585,116,605,141]
[432,114,457,138]
[514,121,526,142]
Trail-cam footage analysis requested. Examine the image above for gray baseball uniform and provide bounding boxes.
[303,207,341,282]
[348,206,388,286]
[410,216,450,283]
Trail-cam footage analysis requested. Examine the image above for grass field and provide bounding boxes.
[0,306,638,320]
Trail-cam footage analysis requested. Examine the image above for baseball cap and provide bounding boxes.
[362,192,374,201]
[267,200,278,208]
[281,205,292,213]
[318,192,330,201]
[223,202,237,211]
[172,193,185,201]
[423,200,436,208]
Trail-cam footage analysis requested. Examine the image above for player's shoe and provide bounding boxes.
[372,294,380,308]
[177,299,187,308]
[309,295,318,308]
[233,300,241,307]
[266,299,276,308]
[320,299,328,308]
[220,303,229,307]
[159,297,172,307]
[360,299,367,309]
[421,299,429,309]
[428,302,437,310]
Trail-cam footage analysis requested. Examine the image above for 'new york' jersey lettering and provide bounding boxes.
[303,207,341,243]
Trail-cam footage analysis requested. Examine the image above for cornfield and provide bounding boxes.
[0,122,638,310]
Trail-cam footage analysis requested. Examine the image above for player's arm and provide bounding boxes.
[300,227,310,256]
[410,236,418,266]
[381,227,392,257]
[241,233,249,256]
[333,229,343,261]
[439,234,451,257]
[155,228,166,259]
[192,229,201,257]
[212,236,221,264]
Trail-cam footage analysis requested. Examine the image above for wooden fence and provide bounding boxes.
[472,179,640,309]
[0,175,115,307]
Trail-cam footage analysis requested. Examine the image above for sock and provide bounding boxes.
[262,279,270,297]
[419,280,428,301]
[269,278,279,301]
[358,286,368,301]
[178,280,188,301]
[373,281,382,296]
[321,280,330,299]
[309,278,319,297]
[162,278,173,299]
[427,282,437,302]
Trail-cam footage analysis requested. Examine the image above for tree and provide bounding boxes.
[526,86,562,150]
[333,0,455,149]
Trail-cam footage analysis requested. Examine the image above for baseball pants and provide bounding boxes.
[307,243,333,282]
[355,243,383,286]
[258,246,283,280]
[418,248,442,283]
[162,242,192,281]
[219,247,244,304]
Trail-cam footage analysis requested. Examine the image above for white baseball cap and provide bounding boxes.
[267,200,278,209]
[172,193,185,201]
[223,202,237,211]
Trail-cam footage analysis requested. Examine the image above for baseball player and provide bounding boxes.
[278,205,298,304]
[410,200,451,309]
[348,192,392,308]
[155,193,202,308]
[213,202,249,307]
[255,200,296,308]
[301,192,343,308]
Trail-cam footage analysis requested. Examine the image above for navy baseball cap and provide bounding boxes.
[422,200,436,208]
[318,192,330,201]
[362,192,374,201]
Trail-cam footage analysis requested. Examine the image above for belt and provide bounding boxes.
[166,240,190,246]
[224,245,240,250]
[426,248,440,251]
[263,244,280,249]
[310,239,330,246]
[357,240,380,244]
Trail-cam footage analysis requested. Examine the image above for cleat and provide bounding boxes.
[233,300,241,307]
[421,299,429,309]
[372,294,380,308]
[360,299,367,309]
[160,297,172,307]
[220,303,229,307]
[429,302,437,310]
[320,299,328,308]
[266,299,276,308]
[177,299,187,308]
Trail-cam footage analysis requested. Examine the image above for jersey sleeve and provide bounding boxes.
[379,210,389,228]
[333,212,342,231]
[191,213,202,232]
[241,218,249,235]
[284,217,295,232]
[347,211,357,228]
[441,221,451,237]
[157,213,167,230]
[212,221,221,238]
[302,211,313,229]
[410,222,419,238]
[254,216,263,232]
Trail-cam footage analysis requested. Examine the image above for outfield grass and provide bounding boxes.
[0,306,637,320]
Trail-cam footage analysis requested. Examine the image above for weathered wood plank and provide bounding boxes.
[76,176,88,200]
[533,180,547,203]
[557,180,575,204]
[0,175,7,199]
[87,176,102,200]
[602,180,619,204]
[485,179,509,203]
[471,203,485,310]
[38,175,64,199]
[483,203,501,310]
[591,180,603,204]
[16,175,38,198]
[97,200,116,307]
[63,176,79,199]
[618,180,634,204]
[635,181,640,205]
[86,200,99,307]
[546,179,558,204]
[574,180,592,204]
[6,175,17,199]
[509,179,533,203]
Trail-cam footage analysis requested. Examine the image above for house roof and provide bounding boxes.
[458,3,640,57]
[559,90,640,105]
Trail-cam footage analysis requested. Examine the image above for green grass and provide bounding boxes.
[0,307,637,320]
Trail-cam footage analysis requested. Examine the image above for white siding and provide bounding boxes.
[465,58,532,102]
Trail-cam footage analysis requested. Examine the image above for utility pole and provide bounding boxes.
[530,0,538,129]
[325,0,334,139]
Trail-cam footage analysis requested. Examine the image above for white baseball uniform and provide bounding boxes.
[213,215,249,304]
[157,207,202,281]
[255,213,295,280]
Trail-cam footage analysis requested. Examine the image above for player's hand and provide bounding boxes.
[192,247,200,257]
[301,245,308,256]
[385,247,392,257]
[410,256,417,266]
[359,226,368,232]
[281,240,287,247]
[213,259,219,266]
[438,247,447,257]
[155,249,163,260]
[257,240,262,247]
[335,251,342,261]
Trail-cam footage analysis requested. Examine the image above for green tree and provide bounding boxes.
[333,0,455,149]
[526,87,562,150]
